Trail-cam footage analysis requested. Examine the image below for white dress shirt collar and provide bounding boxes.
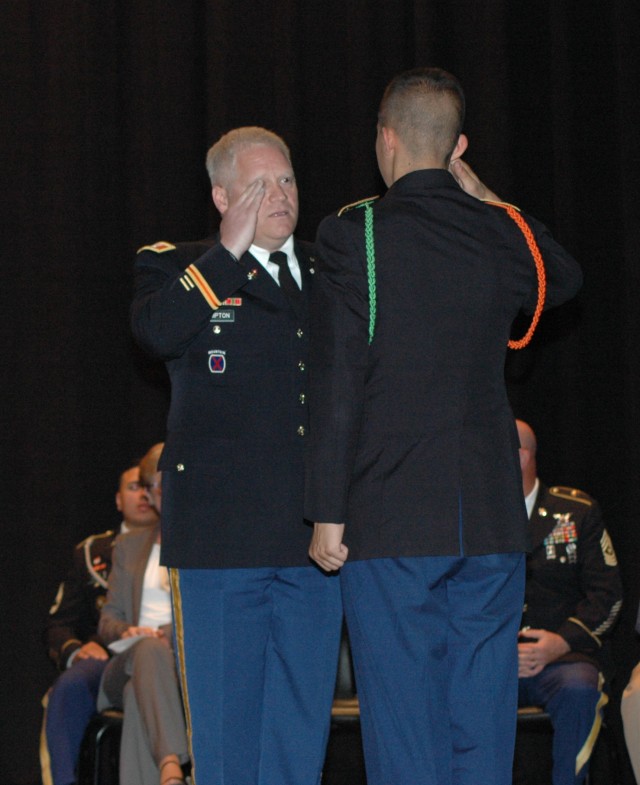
[249,236,301,288]
[524,477,540,520]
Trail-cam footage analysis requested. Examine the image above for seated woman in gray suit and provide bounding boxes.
[98,443,188,785]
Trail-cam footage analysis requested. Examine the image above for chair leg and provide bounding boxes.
[77,711,123,785]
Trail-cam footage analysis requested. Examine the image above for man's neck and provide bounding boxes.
[389,140,447,183]
[122,521,154,534]
[250,234,295,256]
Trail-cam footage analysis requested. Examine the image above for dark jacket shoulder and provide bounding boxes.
[45,529,116,669]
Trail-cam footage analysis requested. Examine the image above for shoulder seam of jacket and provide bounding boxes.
[337,195,379,217]
[548,487,593,506]
[83,536,110,589]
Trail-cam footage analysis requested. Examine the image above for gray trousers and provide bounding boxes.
[99,637,189,785]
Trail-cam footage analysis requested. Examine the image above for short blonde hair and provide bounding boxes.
[205,126,292,188]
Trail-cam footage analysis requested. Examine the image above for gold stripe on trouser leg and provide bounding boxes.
[39,689,53,785]
[575,671,608,775]
[170,568,196,785]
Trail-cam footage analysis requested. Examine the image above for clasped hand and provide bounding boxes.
[518,628,570,677]
[121,626,170,648]
[74,640,109,661]
[309,522,349,572]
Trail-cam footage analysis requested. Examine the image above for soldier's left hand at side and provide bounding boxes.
[309,523,348,572]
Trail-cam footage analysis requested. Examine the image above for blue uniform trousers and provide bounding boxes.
[45,657,107,785]
[518,661,605,785]
[340,553,525,785]
[170,565,342,785]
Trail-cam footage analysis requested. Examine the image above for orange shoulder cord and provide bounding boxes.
[484,200,547,350]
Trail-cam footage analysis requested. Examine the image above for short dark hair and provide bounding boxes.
[379,67,465,165]
[118,463,139,489]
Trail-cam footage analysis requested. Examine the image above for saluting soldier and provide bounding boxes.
[304,67,583,785]
[516,419,622,785]
[43,465,157,785]
[131,127,342,785]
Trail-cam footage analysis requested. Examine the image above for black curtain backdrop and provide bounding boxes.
[2,2,639,783]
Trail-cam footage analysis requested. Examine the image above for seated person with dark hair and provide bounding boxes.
[97,443,188,785]
[515,420,622,785]
[43,464,158,785]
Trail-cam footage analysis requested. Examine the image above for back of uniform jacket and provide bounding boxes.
[305,169,582,561]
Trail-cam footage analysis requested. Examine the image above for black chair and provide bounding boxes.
[77,709,123,785]
[514,705,620,785]
[324,625,367,785]
[331,624,360,723]
[78,626,364,785]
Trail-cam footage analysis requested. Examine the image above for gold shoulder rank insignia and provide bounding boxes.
[137,241,177,254]
[337,195,379,217]
[549,486,593,506]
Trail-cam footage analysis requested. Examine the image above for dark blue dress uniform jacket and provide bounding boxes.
[305,169,583,560]
[45,530,115,668]
[131,238,316,569]
[523,483,622,669]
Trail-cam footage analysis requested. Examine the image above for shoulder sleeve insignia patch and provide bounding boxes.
[337,195,379,217]
[137,241,177,254]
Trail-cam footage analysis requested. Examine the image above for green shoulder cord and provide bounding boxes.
[364,202,376,344]
[339,196,378,343]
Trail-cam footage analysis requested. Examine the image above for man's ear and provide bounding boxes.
[212,185,228,214]
[381,125,397,154]
[451,133,468,162]
[115,491,122,513]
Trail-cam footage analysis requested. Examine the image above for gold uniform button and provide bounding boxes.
[297,426,305,436]
[299,393,306,404]
[177,463,185,472]
[298,361,305,371]
[297,329,304,338]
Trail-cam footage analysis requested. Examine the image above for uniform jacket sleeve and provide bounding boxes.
[516,211,582,314]
[305,212,370,523]
[131,241,255,360]
[44,538,109,670]
[557,501,623,654]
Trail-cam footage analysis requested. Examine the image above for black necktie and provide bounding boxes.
[269,251,301,305]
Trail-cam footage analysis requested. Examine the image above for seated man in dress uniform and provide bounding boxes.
[515,419,622,785]
[42,463,158,785]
